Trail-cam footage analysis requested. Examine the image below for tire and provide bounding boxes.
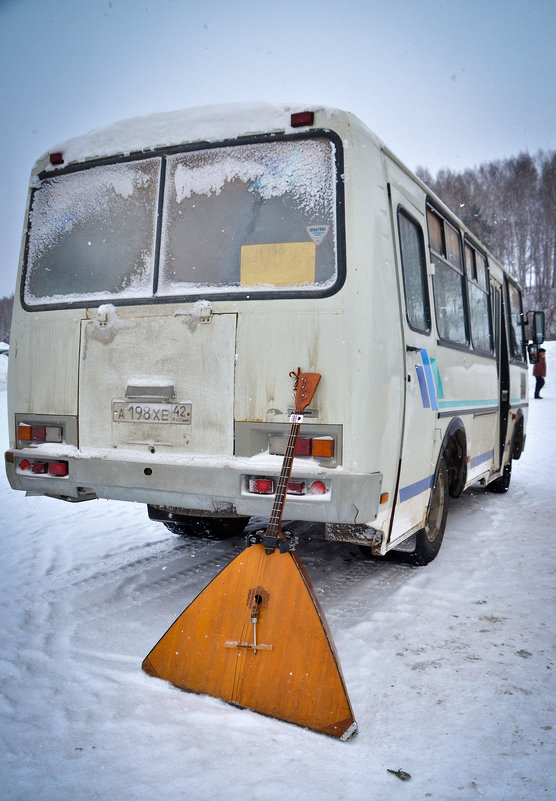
[162,516,248,539]
[413,456,449,565]
[511,417,524,460]
[487,460,512,494]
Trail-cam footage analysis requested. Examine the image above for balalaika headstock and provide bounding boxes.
[290,368,321,414]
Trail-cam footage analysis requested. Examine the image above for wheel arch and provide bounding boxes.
[439,417,467,498]
[511,409,525,460]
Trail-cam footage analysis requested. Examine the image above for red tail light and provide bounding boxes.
[48,462,69,477]
[249,478,274,495]
[269,435,334,458]
[290,111,314,127]
[246,476,327,497]
[18,458,68,477]
[32,426,47,441]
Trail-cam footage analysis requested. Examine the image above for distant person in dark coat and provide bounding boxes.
[533,348,546,398]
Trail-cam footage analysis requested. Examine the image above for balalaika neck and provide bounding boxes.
[265,413,303,541]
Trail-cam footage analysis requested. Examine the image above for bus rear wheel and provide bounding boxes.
[147,505,249,539]
[163,517,248,539]
[413,456,449,565]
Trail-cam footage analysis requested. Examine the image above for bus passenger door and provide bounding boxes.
[491,280,509,471]
[491,279,511,470]
[388,187,438,544]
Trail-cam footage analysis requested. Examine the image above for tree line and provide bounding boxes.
[417,150,556,338]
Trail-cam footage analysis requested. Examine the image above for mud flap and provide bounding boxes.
[142,543,357,740]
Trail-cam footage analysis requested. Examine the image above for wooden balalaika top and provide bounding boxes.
[252,368,321,554]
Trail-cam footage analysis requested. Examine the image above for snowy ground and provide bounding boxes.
[0,345,554,801]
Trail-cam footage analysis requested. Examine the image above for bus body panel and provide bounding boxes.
[8,311,80,419]
[79,308,237,454]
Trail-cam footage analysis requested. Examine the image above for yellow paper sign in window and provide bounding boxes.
[240,242,316,286]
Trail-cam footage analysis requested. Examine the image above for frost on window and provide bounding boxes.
[507,282,525,362]
[25,159,160,305]
[398,210,430,333]
[433,262,468,345]
[158,138,337,295]
[468,283,492,352]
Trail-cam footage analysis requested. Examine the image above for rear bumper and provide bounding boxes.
[5,446,382,525]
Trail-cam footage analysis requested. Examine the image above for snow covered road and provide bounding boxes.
[0,346,554,801]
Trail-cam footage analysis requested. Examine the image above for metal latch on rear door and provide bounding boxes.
[199,304,212,324]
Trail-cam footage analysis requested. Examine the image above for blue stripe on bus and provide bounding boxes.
[438,398,498,409]
[415,365,430,408]
[420,348,438,411]
[430,357,444,399]
[469,449,494,469]
[399,474,434,502]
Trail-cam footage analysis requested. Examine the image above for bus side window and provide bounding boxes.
[397,208,431,334]
[427,206,468,346]
[465,243,493,353]
[506,280,526,362]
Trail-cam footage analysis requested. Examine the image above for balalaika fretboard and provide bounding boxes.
[265,413,303,542]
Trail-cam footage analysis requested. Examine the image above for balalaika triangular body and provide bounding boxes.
[142,369,357,740]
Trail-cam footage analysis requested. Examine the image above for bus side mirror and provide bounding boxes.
[530,310,545,346]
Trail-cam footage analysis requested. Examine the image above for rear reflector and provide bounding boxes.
[309,480,326,495]
[49,152,64,165]
[290,111,314,127]
[287,481,305,495]
[31,462,48,474]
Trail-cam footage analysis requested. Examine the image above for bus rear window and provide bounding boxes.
[25,160,160,305]
[23,136,340,307]
[158,139,337,295]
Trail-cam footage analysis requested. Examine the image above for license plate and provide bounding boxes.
[112,401,192,424]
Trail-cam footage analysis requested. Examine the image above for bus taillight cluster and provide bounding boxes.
[18,459,68,477]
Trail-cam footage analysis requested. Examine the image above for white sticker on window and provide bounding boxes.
[306,224,330,245]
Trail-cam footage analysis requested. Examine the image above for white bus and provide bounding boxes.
[5,103,544,563]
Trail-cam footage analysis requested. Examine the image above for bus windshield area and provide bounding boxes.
[24,136,340,307]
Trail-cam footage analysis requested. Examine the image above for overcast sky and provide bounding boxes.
[1,0,554,298]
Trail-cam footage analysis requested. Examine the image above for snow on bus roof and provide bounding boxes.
[40,102,344,170]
